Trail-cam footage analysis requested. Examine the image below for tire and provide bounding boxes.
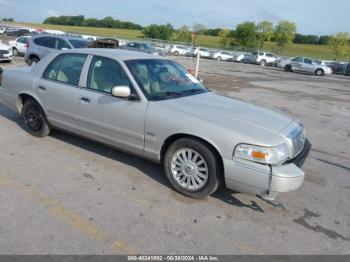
[12,48,18,56]
[315,69,324,76]
[217,56,222,61]
[164,138,221,198]
[22,99,50,137]
[284,64,292,72]
[260,60,267,66]
[174,51,179,56]
[29,57,39,66]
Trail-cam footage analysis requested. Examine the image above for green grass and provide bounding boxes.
[17,22,349,61]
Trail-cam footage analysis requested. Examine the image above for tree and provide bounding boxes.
[192,23,206,34]
[175,25,192,42]
[274,20,297,51]
[218,29,230,48]
[233,22,258,48]
[257,21,273,50]
[318,35,332,45]
[329,32,349,60]
[293,34,318,44]
[142,23,174,40]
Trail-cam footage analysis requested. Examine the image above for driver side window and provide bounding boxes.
[87,56,132,94]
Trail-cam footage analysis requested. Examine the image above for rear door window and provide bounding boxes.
[43,53,87,86]
[57,39,71,50]
[34,37,56,49]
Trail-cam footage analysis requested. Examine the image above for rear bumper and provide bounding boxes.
[224,139,311,200]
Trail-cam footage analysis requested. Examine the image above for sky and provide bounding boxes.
[0,0,349,35]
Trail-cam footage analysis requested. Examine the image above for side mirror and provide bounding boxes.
[111,86,131,98]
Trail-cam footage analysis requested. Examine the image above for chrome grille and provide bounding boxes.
[288,125,305,158]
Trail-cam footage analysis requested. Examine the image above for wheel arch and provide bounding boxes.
[160,133,225,184]
[17,92,45,114]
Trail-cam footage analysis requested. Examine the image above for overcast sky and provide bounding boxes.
[0,0,348,35]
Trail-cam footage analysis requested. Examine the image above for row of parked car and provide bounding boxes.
[1,28,349,77]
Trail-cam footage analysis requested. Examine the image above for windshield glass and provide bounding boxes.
[125,59,208,100]
[68,39,89,48]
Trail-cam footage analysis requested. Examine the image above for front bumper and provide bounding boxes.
[224,139,311,200]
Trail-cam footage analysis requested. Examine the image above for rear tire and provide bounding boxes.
[164,138,221,199]
[29,57,39,66]
[315,69,324,76]
[22,99,50,137]
[174,51,179,56]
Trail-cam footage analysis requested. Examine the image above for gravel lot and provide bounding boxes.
[0,46,350,254]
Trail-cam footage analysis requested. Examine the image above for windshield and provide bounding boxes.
[68,39,89,48]
[125,59,208,101]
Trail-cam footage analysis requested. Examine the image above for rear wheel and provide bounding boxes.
[29,57,39,66]
[174,51,179,56]
[164,138,221,198]
[315,69,324,76]
[22,99,50,137]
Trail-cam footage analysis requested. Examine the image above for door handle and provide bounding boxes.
[80,97,90,103]
[38,86,46,91]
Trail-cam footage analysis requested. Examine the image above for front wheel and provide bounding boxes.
[22,99,50,137]
[260,60,267,66]
[284,64,293,72]
[164,138,221,198]
[315,69,324,76]
[12,48,18,56]
[217,56,222,61]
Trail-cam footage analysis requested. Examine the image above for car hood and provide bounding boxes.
[155,92,294,142]
[0,43,10,50]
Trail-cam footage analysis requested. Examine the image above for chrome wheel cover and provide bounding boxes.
[171,148,209,191]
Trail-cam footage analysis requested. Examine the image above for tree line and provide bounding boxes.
[40,16,350,60]
[43,15,143,30]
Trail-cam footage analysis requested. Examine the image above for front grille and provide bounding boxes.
[0,50,9,55]
[288,125,305,158]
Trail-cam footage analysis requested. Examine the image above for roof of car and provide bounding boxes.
[31,34,89,41]
[62,48,168,61]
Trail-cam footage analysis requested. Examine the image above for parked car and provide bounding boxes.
[87,38,119,49]
[0,42,13,62]
[212,51,234,61]
[193,48,211,58]
[169,45,189,56]
[122,42,165,56]
[24,35,90,66]
[9,36,30,56]
[233,52,245,62]
[6,28,30,37]
[0,49,310,200]
[245,51,278,66]
[0,28,6,34]
[281,57,332,76]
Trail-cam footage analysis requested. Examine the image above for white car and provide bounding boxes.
[194,48,211,58]
[0,42,13,62]
[282,57,332,76]
[169,45,189,56]
[247,52,279,66]
[233,53,245,62]
[0,28,5,34]
[9,36,30,56]
[213,51,233,61]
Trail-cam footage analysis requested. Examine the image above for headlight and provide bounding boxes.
[234,143,290,165]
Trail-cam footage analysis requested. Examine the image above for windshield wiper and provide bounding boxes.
[157,91,184,97]
[182,89,204,94]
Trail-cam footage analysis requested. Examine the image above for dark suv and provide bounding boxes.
[24,35,89,65]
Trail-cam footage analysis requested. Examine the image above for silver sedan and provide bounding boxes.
[0,49,310,200]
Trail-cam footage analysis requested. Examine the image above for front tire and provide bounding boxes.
[164,138,221,198]
[260,60,267,66]
[284,64,293,72]
[12,48,18,56]
[315,69,324,76]
[22,99,50,137]
[217,56,222,61]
